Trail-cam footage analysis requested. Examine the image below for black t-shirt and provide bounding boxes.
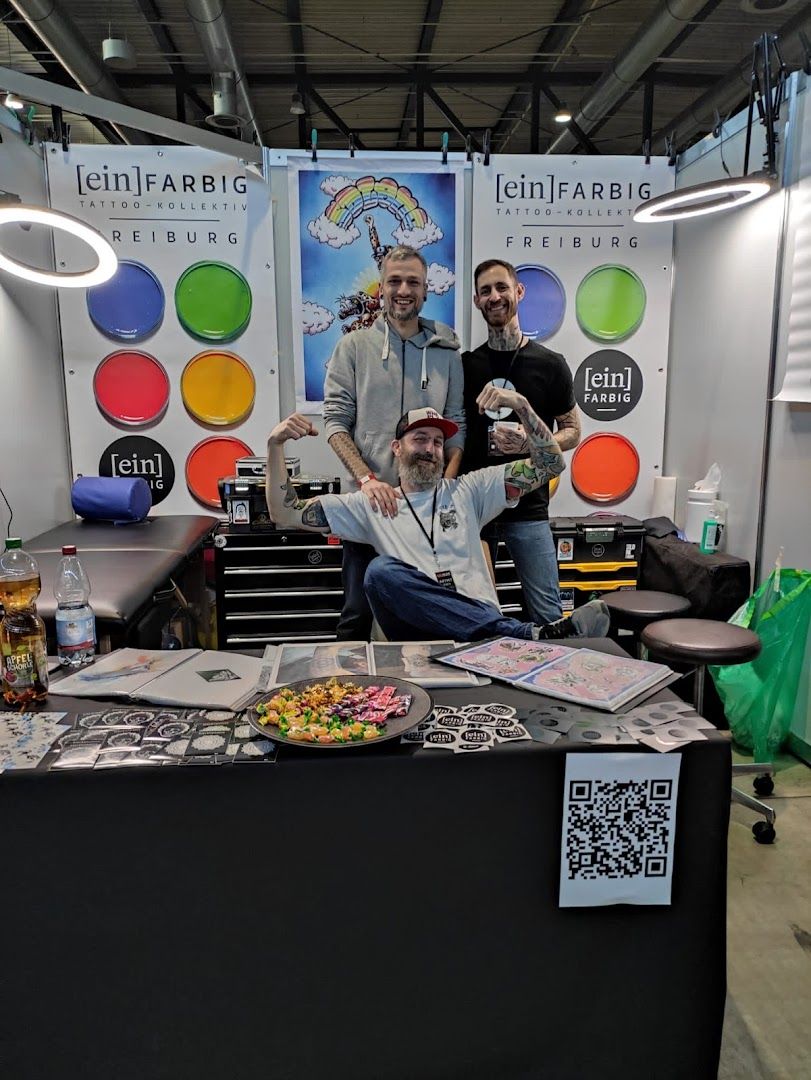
[462,339,575,522]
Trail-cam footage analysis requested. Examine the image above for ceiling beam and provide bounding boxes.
[112,69,716,90]
[131,0,211,119]
[397,0,444,149]
[286,0,310,150]
[491,0,596,152]
[0,1,122,143]
[306,85,366,148]
[423,85,481,151]
[0,65,263,162]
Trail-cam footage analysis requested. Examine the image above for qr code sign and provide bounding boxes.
[566,778,674,880]
[560,753,681,907]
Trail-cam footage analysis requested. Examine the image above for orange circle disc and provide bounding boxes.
[571,432,640,504]
[186,436,253,508]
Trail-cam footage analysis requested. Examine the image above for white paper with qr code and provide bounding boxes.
[560,753,681,907]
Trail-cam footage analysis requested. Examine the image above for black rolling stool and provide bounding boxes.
[641,618,775,844]
[604,590,691,658]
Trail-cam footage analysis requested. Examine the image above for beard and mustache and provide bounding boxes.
[398,450,443,490]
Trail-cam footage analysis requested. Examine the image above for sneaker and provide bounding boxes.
[532,600,610,640]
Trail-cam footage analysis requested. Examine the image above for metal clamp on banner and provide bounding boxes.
[441,131,448,165]
[348,133,356,158]
[310,128,318,162]
[664,133,676,168]
[642,138,651,166]
[483,128,491,167]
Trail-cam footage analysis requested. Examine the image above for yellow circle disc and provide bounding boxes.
[181,350,256,426]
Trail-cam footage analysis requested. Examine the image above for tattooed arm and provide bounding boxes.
[475,386,565,499]
[553,405,581,451]
[266,414,330,533]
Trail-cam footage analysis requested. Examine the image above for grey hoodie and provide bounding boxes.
[323,315,466,488]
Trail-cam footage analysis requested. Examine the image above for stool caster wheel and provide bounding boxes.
[753,821,776,844]
[753,775,774,796]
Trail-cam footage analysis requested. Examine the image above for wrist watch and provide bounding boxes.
[358,472,376,487]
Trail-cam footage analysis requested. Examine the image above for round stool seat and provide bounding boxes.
[603,590,690,632]
[641,618,761,666]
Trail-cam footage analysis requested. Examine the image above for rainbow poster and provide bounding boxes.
[45,145,279,516]
[288,157,466,408]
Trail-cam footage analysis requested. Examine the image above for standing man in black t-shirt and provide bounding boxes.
[462,259,581,623]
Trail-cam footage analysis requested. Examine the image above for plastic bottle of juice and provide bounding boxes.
[0,538,49,705]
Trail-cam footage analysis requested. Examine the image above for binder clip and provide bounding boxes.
[348,132,356,158]
[465,134,473,161]
[665,133,676,168]
[441,131,448,165]
[310,128,318,162]
[483,128,491,167]
[642,137,651,166]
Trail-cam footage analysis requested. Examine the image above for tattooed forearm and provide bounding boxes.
[328,431,370,483]
[554,407,581,451]
[511,397,565,480]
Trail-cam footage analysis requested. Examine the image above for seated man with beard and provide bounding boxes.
[265,394,609,643]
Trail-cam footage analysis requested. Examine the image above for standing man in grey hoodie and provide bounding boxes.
[323,244,466,640]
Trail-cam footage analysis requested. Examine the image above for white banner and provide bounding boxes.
[471,156,674,519]
[283,153,467,409]
[46,145,279,515]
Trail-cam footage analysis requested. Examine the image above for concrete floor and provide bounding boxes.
[719,746,811,1080]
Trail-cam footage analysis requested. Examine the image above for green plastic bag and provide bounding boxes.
[709,568,811,762]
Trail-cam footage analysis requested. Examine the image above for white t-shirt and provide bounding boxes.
[321,466,515,608]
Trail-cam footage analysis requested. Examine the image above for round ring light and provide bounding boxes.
[633,174,775,223]
[0,205,118,287]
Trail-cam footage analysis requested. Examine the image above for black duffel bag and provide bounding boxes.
[640,524,751,621]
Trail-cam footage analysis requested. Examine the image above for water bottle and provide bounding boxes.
[0,538,49,704]
[54,545,96,667]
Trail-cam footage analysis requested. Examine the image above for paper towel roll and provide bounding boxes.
[651,475,677,520]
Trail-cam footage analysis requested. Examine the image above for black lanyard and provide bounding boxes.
[489,337,525,390]
[400,487,439,561]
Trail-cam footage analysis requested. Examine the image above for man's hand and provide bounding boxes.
[362,477,401,518]
[492,423,529,455]
[269,413,318,446]
[476,384,527,417]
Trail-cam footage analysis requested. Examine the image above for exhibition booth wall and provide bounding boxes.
[0,76,807,598]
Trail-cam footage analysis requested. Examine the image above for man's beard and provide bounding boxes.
[483,297,517,327]
[388,298,419,323]
[399,452,443,490]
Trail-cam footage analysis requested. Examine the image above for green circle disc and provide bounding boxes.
[175,261,252,342]
[575,265,646,342]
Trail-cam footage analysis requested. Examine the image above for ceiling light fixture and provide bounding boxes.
[4,90,23,110]
[0,205,118,288]
[634,32,786,224]
[554,105,572,124]
[290,91,306,116]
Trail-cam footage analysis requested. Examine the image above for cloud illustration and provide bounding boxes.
[427,263,455,295]
[391,218,444,249]
[307,214,361,249]
[302,301,335,335]
[320,174,354,196]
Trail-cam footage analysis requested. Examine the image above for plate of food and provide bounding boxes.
[248,675,433,748]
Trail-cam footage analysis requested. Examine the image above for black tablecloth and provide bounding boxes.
[0,648,730,1080]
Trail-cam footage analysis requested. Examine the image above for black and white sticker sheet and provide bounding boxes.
[402,702,530,753]
[406,697,712,755]
[37,708,277,770]
[561,752,681,907]
[0,712,69,772]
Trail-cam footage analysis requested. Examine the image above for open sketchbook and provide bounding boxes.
[435,638,675,712]
[263,641,480,689]
[50,649,264,710]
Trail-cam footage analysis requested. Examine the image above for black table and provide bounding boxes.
[0,641,730,1080]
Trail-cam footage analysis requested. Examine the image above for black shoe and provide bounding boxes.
[532,600,610,640]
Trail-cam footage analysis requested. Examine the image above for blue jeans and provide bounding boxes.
[484,519,561,625]
[336,540,376,640]
[364,556,536,642]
